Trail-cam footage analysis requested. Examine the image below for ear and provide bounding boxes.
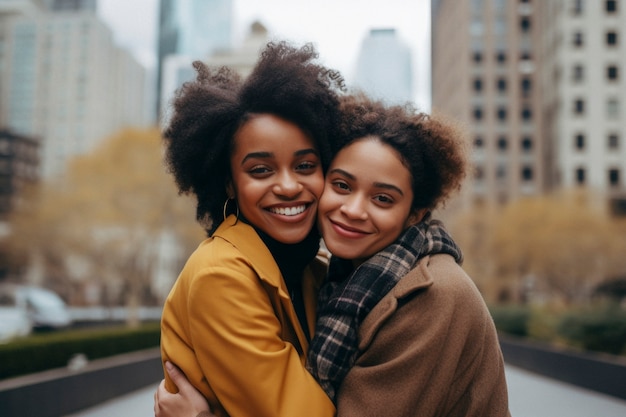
[405,208,429,227]
[226,181,235,199]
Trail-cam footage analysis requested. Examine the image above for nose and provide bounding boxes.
[340,194,368,220]
[273,170,303,198]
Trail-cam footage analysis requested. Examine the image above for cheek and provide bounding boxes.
[318,186,339,214]
[311,172,325,199]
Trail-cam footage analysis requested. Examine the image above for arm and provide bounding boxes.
[155,361,212,417]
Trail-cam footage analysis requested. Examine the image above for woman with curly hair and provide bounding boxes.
[159,41,344,417]
[156,93,511,417]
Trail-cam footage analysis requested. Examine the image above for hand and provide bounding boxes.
[154,361,212,417]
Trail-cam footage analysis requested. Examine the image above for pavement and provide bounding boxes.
[66,364,626,417]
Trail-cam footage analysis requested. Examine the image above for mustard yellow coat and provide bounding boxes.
[160,216,335,417]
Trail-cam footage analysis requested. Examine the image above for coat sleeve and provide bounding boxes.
[185,255,335,417]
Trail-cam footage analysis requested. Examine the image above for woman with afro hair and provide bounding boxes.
[156,92,511,417]
[159,41,344,417]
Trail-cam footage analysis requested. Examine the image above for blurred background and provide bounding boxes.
[0,0,625,386]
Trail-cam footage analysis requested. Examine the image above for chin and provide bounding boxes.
[324,244,355,260]
[272,231,310,244]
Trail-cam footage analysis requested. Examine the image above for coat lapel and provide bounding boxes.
[214,216,313,358]
[357,255,434,350]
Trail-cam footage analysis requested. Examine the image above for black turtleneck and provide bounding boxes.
[254,225,321,342]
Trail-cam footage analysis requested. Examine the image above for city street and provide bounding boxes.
[67,364,626,417]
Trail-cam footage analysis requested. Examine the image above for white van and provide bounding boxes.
[0,284,72,331]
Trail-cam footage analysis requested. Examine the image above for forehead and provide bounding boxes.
[331,138,412,188]
[232,114,316,154]
[333,138,403,169]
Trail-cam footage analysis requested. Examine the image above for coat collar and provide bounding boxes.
[358,255,434,350]
[213,215,289,298]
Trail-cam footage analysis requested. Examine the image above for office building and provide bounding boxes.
[354,28,413,105]
[0,6,148,179]
[157,0,233,119]
[431,0,626,210]
[432,0,544,208]
[0,130,39,221]
[535,1,626,198]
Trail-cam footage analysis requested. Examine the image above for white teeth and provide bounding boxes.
[269,205,306,216]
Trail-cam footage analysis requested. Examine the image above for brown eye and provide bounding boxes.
[373,194,394,205]
[332,180,350,192]
[249,166,272,176]
[296,161,318,172]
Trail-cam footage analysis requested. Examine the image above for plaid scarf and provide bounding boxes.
[306,216,463,401]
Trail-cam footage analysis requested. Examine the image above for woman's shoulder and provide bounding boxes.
[183,219,283,286]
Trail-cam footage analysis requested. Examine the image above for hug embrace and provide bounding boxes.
[155,41,510,417]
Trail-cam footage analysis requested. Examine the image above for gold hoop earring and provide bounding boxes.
[223,198,240,221]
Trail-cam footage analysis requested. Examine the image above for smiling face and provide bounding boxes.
[318,137,422,264]
[229,113,324,244]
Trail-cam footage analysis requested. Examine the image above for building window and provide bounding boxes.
[608,133,620,149]
[609,168,620,187]
[473,51,483,63]
[521,107,533,121]
[521,166,534,181]
[496,106,508,121]
[496,51,507,63]
[607,98,620,118]
[496,165,507,179]
[520,17,531,32]
[496,77,507,92]
[573,31,584,47]
[473,107,484,121]
[521,136,533,152]
[474,136,484,148]
[607,65,619,81]
[521,77,532,96]
[572,64,585,82]
[572,0,584,15]
[574,133,586,150]
[497,136,508,151]
[471,21,485,36]
[606,0,617,13]
[606,31,618,46]
[576,167,586,185]
[574,98,585,115]
[473,78,483,92]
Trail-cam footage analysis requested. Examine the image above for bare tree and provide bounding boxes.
[7,128,203,324]
[490,190,618,304]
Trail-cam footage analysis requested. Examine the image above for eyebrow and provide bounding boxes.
[329,168,404,196]
[241,148,318,165]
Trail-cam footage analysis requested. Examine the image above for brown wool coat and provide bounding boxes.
[336,254,511,417]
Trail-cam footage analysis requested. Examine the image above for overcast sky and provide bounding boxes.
[97,0,431,108]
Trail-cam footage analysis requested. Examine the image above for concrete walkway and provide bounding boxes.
[66,364,626,417]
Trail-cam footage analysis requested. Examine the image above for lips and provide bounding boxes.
[328,218,370,238]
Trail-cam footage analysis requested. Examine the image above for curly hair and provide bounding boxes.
[336,93,468,211]
[163,41,345,234]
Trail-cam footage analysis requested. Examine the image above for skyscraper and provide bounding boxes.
[353,28,413,105]
[536,0,626,198]
[156,0,233,119]
[0,5,148,178]
[432,0,626,211]
[432,0,545,209]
